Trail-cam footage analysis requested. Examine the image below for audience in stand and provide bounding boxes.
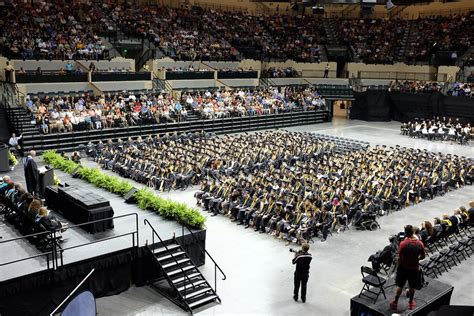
[400,117,472,144]
[0,1,108,60]
[180,87,326,119]
[447,82,473,97]
[0,1,471,64]
[337,18,408,64]
[390,80,442,94]
[91,131,473,245]
[25,87,325,134]
[406,14,473,63]
[262,67,299,78]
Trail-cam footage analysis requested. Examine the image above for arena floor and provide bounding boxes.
[95,118,474,315]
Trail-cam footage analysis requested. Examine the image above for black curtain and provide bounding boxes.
[0,249,133,316]
[352,91,474,123]
[351,91,392,121]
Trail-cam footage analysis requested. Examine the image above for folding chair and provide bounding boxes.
[359,266,387,303]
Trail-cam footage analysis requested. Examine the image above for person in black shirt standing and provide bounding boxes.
[292,243,312,303]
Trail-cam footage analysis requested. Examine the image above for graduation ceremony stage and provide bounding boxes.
[0,165,207,316]
[351,277,454,316]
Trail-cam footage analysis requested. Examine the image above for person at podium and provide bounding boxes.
[24,150,39,196]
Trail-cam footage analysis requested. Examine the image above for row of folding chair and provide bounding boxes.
[421,236,473,279]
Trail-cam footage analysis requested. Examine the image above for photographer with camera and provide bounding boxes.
[390,225,425,311]
[291,243,312,303]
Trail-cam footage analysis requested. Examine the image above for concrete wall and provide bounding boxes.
[218,79,259,88]
[346,63,438,81]
[12,58,135,72]
[19,82,91,95]
[168,79,216,90]
[94,81,153,92]
[0,56,8,81]
[438,66,461,82]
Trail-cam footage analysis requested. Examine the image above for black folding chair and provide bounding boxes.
[359,266,387,303]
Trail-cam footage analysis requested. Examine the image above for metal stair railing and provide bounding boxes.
[144,219,196,306]
[178,224,227,294]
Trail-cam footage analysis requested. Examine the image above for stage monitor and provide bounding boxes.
[61,291,96,316]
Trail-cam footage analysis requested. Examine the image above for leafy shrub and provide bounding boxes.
[42,151,205,229]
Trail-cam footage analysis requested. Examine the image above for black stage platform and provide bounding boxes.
[351,278,454,316]
[0,163,207,316]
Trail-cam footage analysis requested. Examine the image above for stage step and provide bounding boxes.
[188,294,218,309]
[171,272,201,285]
[162,258,190,269]
[157,251,185,261]
[148,241,220,313]
[153,244,181,254]
[176,280,206,292]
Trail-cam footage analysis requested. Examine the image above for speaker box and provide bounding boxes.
[71,165,82,178]
[124,187,138,203]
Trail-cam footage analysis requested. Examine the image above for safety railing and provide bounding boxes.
[178,223,227,294]
[0,212,139,276]
[144,219,195,300]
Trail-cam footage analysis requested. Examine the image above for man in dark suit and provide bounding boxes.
[24,150,39,196]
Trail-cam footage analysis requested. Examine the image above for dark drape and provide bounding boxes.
[352,91,474,123]
[0,249,133,316]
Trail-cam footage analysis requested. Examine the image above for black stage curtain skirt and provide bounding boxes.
[350,277,454,316]
[0,230,206,315]
[352,91,474,123]
[0,249,133,316]
[134,229,206,286]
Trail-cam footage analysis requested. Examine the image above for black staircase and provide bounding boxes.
[144,219,226,314]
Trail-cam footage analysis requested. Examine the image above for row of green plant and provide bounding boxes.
[42,151,206,229]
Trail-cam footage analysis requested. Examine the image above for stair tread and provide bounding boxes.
[171,272,201,284]
[154,243,181,254]
[162,258,190,269]
[166,264,195,276]
[177,280,206,292]
[182,287,212,298]
[157,251,185,261]
[187,294,218,308]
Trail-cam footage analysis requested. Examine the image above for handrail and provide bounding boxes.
[50,268,95,316]
[0,210,139,273]
[179,223,226,293]
[144,219,195,300]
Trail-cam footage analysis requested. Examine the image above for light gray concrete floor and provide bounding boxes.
[96,119,474,316]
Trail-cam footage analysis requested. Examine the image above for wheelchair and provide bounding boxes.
[355,212,381,231]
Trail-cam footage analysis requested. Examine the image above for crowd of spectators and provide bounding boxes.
[181,87,326,119]
[262,67,299,78]
[337,18,409,64]
[390,80,442,94]
[0,2,471,65]
[0,1,108,60]
[406,14,473,63]
[447,82,473,97]
[24,87,326,134]
[109,5,237,61]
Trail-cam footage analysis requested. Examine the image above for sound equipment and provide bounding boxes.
[124,187,138,203]
[71,165,82,178]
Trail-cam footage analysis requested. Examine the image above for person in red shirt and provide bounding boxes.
[390,225,425,311]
